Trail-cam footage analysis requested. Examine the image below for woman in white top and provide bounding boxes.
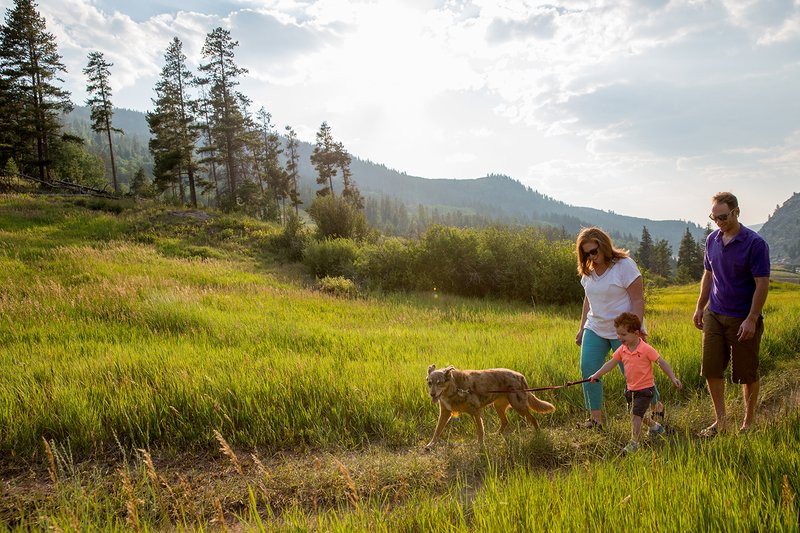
[575,227,663,428]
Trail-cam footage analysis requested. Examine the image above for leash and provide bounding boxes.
[489,378,592,393]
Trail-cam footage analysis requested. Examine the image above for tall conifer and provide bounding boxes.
[284,125,302,216]
[83,51,122,193]
[198,27,248,203]
[148,37,199,206]
[0,0,72,180]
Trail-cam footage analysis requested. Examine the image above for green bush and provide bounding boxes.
[316,275,359,298]
[355,237,421,291]
[368,224,584,304]
[417,225,486,295]
[308,195,369,240]
[304,238,359,279]
[269,212,310,261]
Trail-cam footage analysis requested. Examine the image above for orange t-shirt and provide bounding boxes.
[612,339,661,391]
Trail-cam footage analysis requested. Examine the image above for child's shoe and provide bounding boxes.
[649,422,665,437]
[623,440,639,454]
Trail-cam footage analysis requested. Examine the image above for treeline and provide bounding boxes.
[634,225,709,286]
[0,0,361,226]
[280,222,583,304]
[363,194,638,244]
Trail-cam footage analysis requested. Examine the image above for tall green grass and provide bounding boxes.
[1,195,799,530]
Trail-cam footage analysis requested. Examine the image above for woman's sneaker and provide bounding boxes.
[649,422,665,437]
[623,440,639,454]
[576,418,602,429]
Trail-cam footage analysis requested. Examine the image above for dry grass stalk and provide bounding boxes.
[335,459,360,507]
[213,429,244,476]
[214,497,228,532]
[250,453,269,478]
[118,468,141,533]
[139,448,158,485]
[782,474,795,511]
[42,437,57,485]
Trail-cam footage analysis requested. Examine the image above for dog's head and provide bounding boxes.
[427,364,455,403]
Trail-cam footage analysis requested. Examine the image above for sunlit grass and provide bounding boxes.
[1,195,798,530]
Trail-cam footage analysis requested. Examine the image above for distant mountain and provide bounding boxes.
[289,137,705,250]
[67,106,152,139]
[65,106,705,250]
[759,192,800,264]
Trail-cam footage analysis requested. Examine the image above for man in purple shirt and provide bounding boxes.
[693,192,770,437]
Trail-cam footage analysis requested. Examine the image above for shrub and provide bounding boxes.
[304,238,359,279]
[316,275,359,298]
[355,237,421,291]
[269,212,310,261]
[417,225,485,295]
[308,195,369,240]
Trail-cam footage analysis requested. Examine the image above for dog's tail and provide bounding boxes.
[528,393,556,413]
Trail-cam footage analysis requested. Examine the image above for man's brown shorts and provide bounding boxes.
[701,310,763,384]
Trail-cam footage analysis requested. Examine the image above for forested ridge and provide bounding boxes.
[0,0,737,286]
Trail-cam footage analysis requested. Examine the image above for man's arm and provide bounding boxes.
[693,269,712,330]
[738,277,769,341]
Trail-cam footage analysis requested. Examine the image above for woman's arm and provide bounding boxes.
[626,275,646,339]
[576,295,590,346]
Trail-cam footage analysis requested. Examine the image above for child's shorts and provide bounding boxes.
[625,386,656,418]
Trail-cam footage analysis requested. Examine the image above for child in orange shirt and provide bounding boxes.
[589,312,683,453]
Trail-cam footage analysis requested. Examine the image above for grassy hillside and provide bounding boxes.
[1,195,798,531]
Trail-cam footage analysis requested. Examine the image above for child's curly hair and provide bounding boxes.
[614,312,641,333]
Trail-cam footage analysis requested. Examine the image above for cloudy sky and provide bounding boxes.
[5,0,799,225]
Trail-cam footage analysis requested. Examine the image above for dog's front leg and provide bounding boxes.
[425,404,452,449]
[471,411,485,448]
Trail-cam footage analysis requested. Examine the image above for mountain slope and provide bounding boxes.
[759,192,800,264]
[66,106,705,249]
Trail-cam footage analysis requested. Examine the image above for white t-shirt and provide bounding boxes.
[581,256,642,339]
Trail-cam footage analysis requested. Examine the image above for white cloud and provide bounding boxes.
[2,0,798,225]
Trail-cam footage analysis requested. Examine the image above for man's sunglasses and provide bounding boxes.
[585,248,600,256]
[709,211,736,222]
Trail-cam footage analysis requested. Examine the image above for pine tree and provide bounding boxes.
[636,226,654,271]
[255,107,286,219]
[284,125,302,216]
[651,239,673,279]
[83,51,122,193]
[0,0,72,180]
[148,37,200,206]
[194,79,220,202]
[335,140,363,209]
[310,121,337,197]
[198,27,248,203]
[676,227,704,283]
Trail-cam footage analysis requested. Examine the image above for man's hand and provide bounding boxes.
[575,329,584,346]
[672,377,683,390]
[692,308,705,330]
[737,317,757,341]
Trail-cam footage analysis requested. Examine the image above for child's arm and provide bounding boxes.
[656,357,682,389]
[589,359,619,382]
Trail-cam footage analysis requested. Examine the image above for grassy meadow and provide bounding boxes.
[1,195,798,531]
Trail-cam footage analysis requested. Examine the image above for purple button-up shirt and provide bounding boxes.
[704,225,770,318]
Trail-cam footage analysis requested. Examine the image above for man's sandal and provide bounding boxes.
[697,425,718,438]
